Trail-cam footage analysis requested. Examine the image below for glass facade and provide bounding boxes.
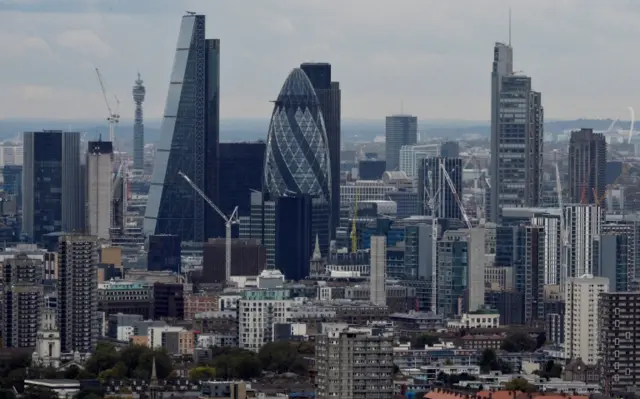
[264,68,331,204]
[144,14,219,242]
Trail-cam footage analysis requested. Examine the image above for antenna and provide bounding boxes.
[508,8,512,46]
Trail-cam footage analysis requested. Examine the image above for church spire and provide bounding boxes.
[312,234,321,260]
[151,356,158,384]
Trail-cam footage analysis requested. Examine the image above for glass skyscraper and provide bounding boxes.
[264,68,331,204]
[144,13,220,242]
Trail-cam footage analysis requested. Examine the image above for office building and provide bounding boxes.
[568,128,607,205]
[2,253,44,348]
[564,275,608,365]
[600,291,640,393]
[600,224,634,292]
[218,141,265,222]
[418,157,463,220]
[386,115,418,172]
[399,144,440,184]
[440,141,460,158]
[489,42,543,222]
[531,213,562,285]
[58,235,99,353]
[241,191,277,268]
[437,230,468,317]
[147,234,181,273]
[264,68,331,204]
[370,235,387,306]
[316,325,394,399]
[565,204,601,280]
[202,238,266,283]
[153,282,184,320]
[275,195,329,281]
[145,13,220,242]
[514,225,545,324]
[358,159,386,180]
[132,73,146,171]
[23,130,82,243]
[2,165,22,204]
[301,63,341,239]
[467,227,486,312]
[86,141,113,240]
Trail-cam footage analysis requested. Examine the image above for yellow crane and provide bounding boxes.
[350,186,359,253]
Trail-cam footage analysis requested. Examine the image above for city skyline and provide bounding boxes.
[1,0,639,121]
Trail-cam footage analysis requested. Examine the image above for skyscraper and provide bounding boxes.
[568,128,607,205]
[385,115,417,172]
[418,157,463,221]
[86,141,113,240]
[144,13,220,242]
[58,234,98,353]
[22,130,82,243]
[264,68,331,204]
[489,42,543,222]
[564,204,601,280]
[300,63,341,238]
[132,73,146,171]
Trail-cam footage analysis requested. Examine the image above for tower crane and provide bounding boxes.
[553,150,568,289]
[439,160,472,229]
[350,186,359,253]
[423,169,442,314]
[179,171,239,283]
[94,67,120,151]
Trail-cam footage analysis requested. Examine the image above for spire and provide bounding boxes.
[151,356,158,384]
[312,234,321,260]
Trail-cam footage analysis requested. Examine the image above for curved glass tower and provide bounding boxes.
[264,68,331,203]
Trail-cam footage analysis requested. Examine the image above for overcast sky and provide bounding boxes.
[0,0,638,122]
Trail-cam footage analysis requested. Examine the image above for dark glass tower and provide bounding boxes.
[22,130,82,243]
[219,141,265,222]
[418,157,463,221]
[300,63,341,239]
[568,128,607,205]
[144,13,220,242]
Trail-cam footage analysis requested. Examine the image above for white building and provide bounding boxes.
[0,143,23,166]
[238,289,294,351]
[370,235,387,306]
[447,312,500,329]
[340,180,396,207]
[564,205,601,280]
[564,275,609,365]
[531,213,562,285]
[399,143,440,185]
[147,325,185,349]
[86,141,113,240]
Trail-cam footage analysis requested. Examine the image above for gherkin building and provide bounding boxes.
[264,68,332,203]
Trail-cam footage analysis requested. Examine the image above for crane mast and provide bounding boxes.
[439,159,472,229]
[423,170,441,314]
[179,171,239,283]
[94,68,120,148]
[350,186,359,253]
[554,152,568,289]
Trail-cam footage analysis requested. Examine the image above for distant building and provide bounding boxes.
[386,115,418,172]
[370,236,387,306]
[202,238,266,283]
[568,128,606,205]
[440,141,460,158]
[147,234,181,273]
[23,131,82,243]
[418,157,463,220]
[358,159,386,180]
[57,235,98,353]
[86,140,113,240]
[564,275,608,365]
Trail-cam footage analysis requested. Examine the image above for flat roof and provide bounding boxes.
[24,379,80,387]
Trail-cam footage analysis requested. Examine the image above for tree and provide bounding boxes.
[504,377,536,393]
[257,341,311,375]
[84,343,173,380]
[189,366,216,381]
[535,332,547,349]
[22,387,58,399]
[479,348,512,373]
[410,333,440,349]
[501,332,537,352]
[538,360,562,379]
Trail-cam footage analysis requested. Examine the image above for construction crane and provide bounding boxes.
[423,169,442,314]
[94,67,120,149]
[553,150,568,289]
[440,160,472,229]
[179,171,239,283]
[350,186,359,253]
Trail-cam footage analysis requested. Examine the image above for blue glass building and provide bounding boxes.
[144,13,220,242]
[264,68,331,204]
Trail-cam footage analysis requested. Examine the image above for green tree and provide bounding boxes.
[501,332,537,352]
[22,387,58,399]
[479,348,512,373]
[538,360,562,379]
[504,377,536,393]
[189,366,216,381]
[410,333,440,349]
[84,342,119,376]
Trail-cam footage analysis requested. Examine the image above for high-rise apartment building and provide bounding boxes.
[437,230,468,317]
[2,253,44,348]
[564,275,608,365]
[238,289,294,351]
[86,141,113,240]
[370,235,387,306]
[568,128,607,205]
[565,205,601,280]
[132,73,146,171]
[145,13,220,242]
[531,213,562,285]
[386,115,418,172]
[300,63,341,239]
[600,291,640,393]
[58,235,99,353]
[418,157,463,220]
[315,325,394,399]
[23,130,82,243]
[489,42,543,222]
